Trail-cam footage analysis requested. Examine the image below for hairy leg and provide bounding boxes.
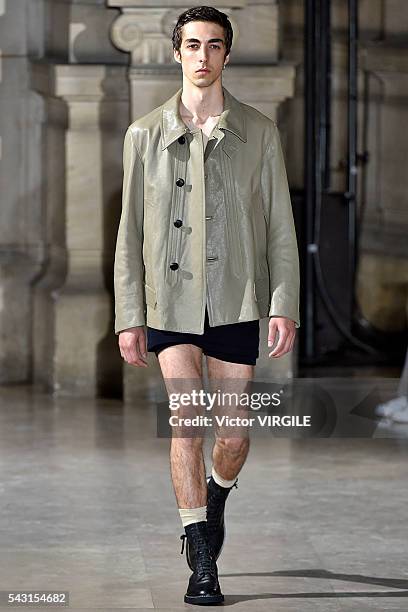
[206,356,254,480]
[158,344,207,508]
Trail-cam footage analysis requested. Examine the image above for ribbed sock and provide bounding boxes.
[179,505,207,528]
[211,466,238,488]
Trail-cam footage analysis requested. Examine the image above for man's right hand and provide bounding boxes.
[118,326,148,367]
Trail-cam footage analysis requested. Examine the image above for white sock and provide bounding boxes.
[212,466,238,488]
[179,505,207,528]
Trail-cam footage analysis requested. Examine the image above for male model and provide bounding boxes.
[114,5,300,605]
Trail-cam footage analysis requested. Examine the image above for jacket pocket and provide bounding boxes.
[144,283,157,309]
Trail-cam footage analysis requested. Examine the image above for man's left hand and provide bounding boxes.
[268,317,296,358]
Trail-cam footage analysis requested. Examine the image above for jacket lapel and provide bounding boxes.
[161,87,187,150]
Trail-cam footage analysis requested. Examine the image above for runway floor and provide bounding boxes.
[0,382,407,611]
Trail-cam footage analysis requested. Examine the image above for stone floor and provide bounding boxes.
[0,380,407,611]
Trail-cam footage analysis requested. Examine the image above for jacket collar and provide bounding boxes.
[161,85,247,150]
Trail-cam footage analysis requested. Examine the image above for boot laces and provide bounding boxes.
[194,533,215,577]
[180,529,215,577]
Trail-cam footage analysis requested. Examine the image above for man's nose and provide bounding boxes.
[199,46,209,62]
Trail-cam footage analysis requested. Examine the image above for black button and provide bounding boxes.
[173,219,183,228]
[176,178,185,187]
[178,136,186,144]
[169,262,179,271]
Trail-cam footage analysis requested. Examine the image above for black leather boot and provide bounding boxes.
[180,521,224,605]
[181,476,238,572]
[207,475,238,562]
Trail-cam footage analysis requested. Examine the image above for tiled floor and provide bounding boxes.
[0,382,407,610]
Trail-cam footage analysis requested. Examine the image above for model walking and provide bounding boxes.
[114,5,300,605]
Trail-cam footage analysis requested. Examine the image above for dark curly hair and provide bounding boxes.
[172,6,233,60]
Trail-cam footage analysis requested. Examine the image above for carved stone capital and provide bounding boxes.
[109,6,239,66]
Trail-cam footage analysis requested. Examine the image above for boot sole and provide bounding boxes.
[184,592,224,605]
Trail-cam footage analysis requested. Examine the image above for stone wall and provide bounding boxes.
[0,0,44,383]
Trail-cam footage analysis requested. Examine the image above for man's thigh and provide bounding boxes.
[206,356,254,440]
[157,343,203,379]
[157,344,206,438]
[205,355,254,380]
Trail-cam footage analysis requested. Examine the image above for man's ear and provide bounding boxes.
[174,49,182,65]
[224,53,230,67]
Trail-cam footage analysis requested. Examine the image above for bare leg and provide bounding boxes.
[206,356,254,480]
[157,344,207,508]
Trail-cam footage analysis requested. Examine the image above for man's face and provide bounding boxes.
[174,20,230,88]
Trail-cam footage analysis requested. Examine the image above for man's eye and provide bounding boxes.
[186,44,221,49]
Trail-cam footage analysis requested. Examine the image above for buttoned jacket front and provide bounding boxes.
[114,85,300,335]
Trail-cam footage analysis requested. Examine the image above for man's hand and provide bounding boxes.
[118,326,148,367]
[268,317,296,358]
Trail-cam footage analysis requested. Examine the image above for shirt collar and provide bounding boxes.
[160,85,247,150]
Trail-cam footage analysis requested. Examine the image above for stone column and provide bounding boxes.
[31,63,130,397]
[0,0,44,383]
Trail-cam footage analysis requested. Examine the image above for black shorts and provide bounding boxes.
[147,306,260,366]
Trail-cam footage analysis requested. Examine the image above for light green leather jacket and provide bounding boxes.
[114,85,300,334]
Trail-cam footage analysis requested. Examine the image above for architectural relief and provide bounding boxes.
[110,6,238,65]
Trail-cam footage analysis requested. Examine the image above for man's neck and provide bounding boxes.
[180,80,224,123]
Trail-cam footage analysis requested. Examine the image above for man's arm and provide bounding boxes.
[114,127,146,334]
[260,121,300,330]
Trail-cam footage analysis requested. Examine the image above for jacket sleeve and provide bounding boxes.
[260,122,300,329]
[113,127,146,334]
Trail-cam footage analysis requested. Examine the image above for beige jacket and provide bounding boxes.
[114,85,300,334]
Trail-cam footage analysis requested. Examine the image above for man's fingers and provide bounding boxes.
[267,322,278,348]
[119,331,148,367]
[125,346,148,367]
[269,328,295,358]
[269,329,287,357]
[134,338,148,367]
[138,330,147,359]
[270,332,293,358]
[127,341,147,367]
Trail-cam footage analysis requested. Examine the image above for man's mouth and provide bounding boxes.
[196,68,209,73]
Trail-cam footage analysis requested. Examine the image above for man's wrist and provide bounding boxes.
[119,325,144,333]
